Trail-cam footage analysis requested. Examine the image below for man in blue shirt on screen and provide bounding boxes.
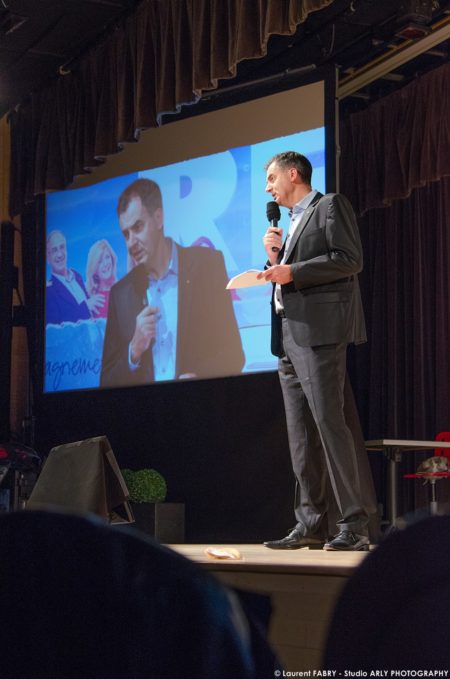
[100,178,244,387]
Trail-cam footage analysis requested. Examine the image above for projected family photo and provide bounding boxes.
[44,128,325,392]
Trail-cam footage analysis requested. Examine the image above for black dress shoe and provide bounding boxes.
[323,530,370,551]
[264,527,324,550]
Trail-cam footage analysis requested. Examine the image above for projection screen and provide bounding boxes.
[44,73,335,392]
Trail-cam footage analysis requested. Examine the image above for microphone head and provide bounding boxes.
[266,201,281,222]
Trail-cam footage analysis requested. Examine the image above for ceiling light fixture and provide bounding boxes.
[395,21,432,39]
[395,0,434,39]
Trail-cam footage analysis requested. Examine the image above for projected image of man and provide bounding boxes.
[46,230,105,325]
[100,178,244,387]
[259,151,377,552]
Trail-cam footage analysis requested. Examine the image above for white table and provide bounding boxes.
[365,439,450,524]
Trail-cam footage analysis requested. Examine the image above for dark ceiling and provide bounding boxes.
[0,0,449,120]
[0,0,142,117]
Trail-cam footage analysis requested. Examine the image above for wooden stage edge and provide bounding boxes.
[170,542,368,576]
[170,544,370,671]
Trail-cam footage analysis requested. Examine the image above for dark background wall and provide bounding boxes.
[34,372,298,542]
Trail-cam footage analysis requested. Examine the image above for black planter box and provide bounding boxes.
[129,502,185,543]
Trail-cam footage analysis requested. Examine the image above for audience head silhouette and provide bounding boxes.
[0,510,274,679]
[324,515,450,671]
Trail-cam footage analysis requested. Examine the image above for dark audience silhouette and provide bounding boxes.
[324,514,450,670]
[0,510,278,679]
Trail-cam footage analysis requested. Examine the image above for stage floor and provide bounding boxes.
[171,543,370,671]
[171,542,368,576]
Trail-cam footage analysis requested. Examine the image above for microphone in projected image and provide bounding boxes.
[266,201,281,253]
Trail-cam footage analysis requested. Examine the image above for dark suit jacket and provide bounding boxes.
[100,244,244,388]
[46,270,91,325]
[271,192,367,356]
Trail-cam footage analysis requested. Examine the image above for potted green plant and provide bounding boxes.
[121,468,184,543]
[122,468,167,504]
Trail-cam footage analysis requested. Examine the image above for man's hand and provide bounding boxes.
[262,227,283,265]
[257,264,293,284]
[130,305,159,364]
[86,293,105,314]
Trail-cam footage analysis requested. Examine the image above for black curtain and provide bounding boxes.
[340,63,450,216]
[342,64,450,514]
[8,0,334,217]
[350,177,450,440]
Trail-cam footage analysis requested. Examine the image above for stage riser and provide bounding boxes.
[215,570,347,671]
[172,543,365,670]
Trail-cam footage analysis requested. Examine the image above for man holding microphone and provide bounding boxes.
[259,151,377,551]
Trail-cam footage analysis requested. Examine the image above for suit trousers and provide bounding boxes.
[278,317,369,537]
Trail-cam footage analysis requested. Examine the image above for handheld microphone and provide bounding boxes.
[266,201,281,252]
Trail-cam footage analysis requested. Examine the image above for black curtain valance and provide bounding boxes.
[340,62,450,217]
[8,0,334,217]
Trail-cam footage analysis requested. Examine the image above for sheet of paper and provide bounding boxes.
[204,547,242,560]
[226,269,268,289]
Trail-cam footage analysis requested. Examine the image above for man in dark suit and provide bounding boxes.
[259,151,376,551]
[46,230,104,325]
[100,178,244,387]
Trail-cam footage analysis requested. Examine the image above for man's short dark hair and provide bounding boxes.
[117,178,162,217]
[265,151,312,185]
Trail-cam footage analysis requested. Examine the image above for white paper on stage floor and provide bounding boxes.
[226,269,268,289]
[204,547,242,560]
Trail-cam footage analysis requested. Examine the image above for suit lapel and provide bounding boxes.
[175,245,190,376]
[129,265,154,380]
[51,274,81,306]
[130,264,149,312]
[283,192,323,262]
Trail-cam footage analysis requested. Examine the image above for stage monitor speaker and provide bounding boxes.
[27,435,133,524]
